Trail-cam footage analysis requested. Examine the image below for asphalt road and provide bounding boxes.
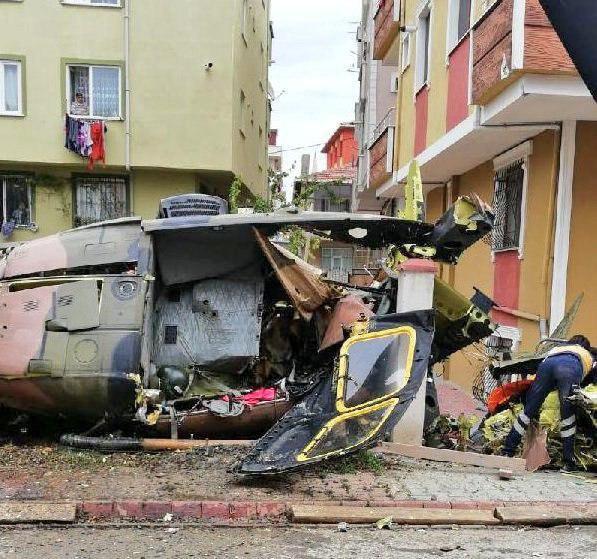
[0,525,595,559]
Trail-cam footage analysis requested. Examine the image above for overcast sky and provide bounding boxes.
[270,0,362,191]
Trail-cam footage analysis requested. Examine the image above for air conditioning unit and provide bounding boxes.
[159,194,228,218]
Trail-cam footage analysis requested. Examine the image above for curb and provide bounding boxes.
[76,499,597,522]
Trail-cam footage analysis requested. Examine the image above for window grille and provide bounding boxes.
[74,176,128,227]
[492,159,524,251]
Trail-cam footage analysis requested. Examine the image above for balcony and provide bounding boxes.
[368,108,395,189]
[472,0,576,105]
[373,0,400,61]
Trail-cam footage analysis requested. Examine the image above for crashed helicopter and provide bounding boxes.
[0,176,496,474]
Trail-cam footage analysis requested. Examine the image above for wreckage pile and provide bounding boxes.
[425,370,597,470]
[0,191,498,473]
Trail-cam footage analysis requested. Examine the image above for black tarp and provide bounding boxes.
[539,0,597,101]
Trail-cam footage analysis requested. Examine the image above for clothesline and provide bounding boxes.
[64,114,107,170]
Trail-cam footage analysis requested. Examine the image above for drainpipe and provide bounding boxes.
[124,0,133,211]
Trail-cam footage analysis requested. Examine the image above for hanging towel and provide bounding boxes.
[87,122,106,170]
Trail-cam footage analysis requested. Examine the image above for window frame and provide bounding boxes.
[446,0,472,57]
[61,0,121,8]
[400,32,411,74]
[491,141,532,258]
[65,62,123,120]
[72,174,130,227]
[0,173,34,228]
[414,2,432,94]
[0,59,24,117]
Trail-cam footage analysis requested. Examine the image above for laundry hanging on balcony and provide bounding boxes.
[64,114,107,170]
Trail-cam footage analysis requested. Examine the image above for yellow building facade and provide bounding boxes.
[0,0,271,243]
[359,0,597,390]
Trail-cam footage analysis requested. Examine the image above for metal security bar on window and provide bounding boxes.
[491,160,524,251]
[74,176,128,227]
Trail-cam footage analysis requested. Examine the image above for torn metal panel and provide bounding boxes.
[239,310,434,474]
[319,295,374,351]
[1,220,142,279]
[254,228,335,321]
[424,195,494,263]
[152,279,265,371]
[432,277,495,363]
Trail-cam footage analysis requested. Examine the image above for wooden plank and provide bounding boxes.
[378,442,527,472]
[0,502,76,524]
[496,505,597,526]
[141,439,254,451]
[291,505,500,525]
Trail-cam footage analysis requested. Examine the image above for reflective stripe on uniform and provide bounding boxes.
[518,412,530,426]
[513,421,526,436]
[560,415,576,428]
[560,426,577,438]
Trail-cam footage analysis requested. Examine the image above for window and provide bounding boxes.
[316,197,350,213]
[400,32,411,73]
[0,60,22,116]
[74,176,128,226]
[390,71,399,93]
[415,5,431,91]
[492,160,524,251]
[447,0,472,53]
[67,64,121,119]
[321,247,353,273]
[0,175,32,227]
[62,0,120,6]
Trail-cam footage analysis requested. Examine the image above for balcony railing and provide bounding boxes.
[370,107,396,146]
[472,0,576,104]
[373,0,400,60]
[368,108,395,189]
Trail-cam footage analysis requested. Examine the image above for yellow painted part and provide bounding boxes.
[335,326,416,413]
[539,390,561,433]
[402,160,424,221]
[452,197,478,230]
[297,398,399,462]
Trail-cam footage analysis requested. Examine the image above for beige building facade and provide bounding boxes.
[0,0,271,243]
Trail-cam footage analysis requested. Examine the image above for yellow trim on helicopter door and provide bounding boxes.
[297,398,399,462]
[336,326,416,413]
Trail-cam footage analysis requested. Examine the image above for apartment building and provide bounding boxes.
[356,0,597,389]
[354,0,399,214]
[0,0,271,244]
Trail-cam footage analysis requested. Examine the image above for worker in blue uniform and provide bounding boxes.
[502,335,594,472]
